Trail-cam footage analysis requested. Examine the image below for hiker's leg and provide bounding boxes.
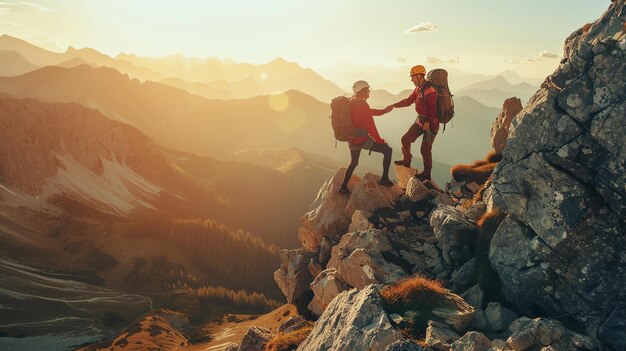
[369,142,393,180]
[341,148,362,189]
[419,131,437,178]
[399,123,423,162]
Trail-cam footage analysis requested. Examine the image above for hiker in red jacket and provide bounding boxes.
[338,80,394,195]
[389,65,439,180]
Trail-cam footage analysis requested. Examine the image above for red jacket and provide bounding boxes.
[349,98,386,145]
[393,82,439,132]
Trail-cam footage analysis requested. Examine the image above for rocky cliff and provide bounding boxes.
[489,1,626,348]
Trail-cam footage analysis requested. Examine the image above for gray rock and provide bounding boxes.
[490,97,523,155]
[346,172,404,215]
[349,210,374,233]
[274,249,316,305]
[489,3,626,347]
[484,302,517,333]
[406,177,429,202]
[466,182,481,194]
[451,331,492,351]
[469,309,488,331]
[460,284,484,310]
[337,248,407,288]
[450,186,464,199]
[431,293,476,333]
[394,164,418,189]
[318,236,333,265]
[238,326,275,351]
[298,168,358,251]
[465,201,486,222]
[430,205,478,267]
[449,258,477,293]
[426,320,461,351]
[506,317,599,351]
[432,193,456,206]
[277,315,306,333]
[297,285,404,351]
[309,268,349,317]
[327,229,395,269]
[386,339,430,351]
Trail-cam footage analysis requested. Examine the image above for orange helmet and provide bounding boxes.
[410,65,426,76]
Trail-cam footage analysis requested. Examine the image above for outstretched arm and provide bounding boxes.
[393,90,417,108]
[371,105,393,116]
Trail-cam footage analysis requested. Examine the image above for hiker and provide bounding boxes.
[389,65,439,180]
[338,80,394,195]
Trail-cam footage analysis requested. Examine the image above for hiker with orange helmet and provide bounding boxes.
[389,64,439,180]
[338,80,394,195]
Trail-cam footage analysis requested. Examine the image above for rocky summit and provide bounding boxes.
[264,2,626,350]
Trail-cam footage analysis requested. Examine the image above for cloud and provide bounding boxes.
[406,21,438,33]
[0,1,52,13]
[0,20,23,26]
[504,51,560,64]
[425,56,459,64]
[535,50,560,59]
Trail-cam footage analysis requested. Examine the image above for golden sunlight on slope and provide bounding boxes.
[268,93,289,112]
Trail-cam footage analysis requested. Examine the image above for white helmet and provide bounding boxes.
[352,80,370,93]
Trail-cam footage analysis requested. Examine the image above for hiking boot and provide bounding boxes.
[415,171,431,181]
[337,187,350,195]
[378,178,394,187]
[394,159,411,168]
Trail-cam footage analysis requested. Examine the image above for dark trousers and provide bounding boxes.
[400,123,437,175]
[341,138,392,189]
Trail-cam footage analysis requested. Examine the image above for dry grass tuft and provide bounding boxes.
[264,324,314,351]
[381,276,449,338]
[477,209,505,229]
[451,162,497,185]
[451,151,502,185]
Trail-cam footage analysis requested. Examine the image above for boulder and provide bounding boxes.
[506,317,599,351]
[426,320,460,351]
[451,331,492,351]
[349,210,374,232]
[464,201,486,222]
[460,285,484,310]
[406,177,429,202]
[489,3,626,347]
[318,236,333,265]
[346,173,404,215]
[238,326,275,351]
[327,229,394,269]
[449,258,477,293]
[385,339,430,351]
[394,163,418,189]
[483,302,517,333]
[309,268,349,316]
[337,249,407,288]
[490,97,523,155]
[274,249,316,306]
[298,168,358,251]
[297,285,404,351]
[430,205,479,267]
[431,292,476,333]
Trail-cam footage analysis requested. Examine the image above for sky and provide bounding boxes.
[0,0,612,79]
